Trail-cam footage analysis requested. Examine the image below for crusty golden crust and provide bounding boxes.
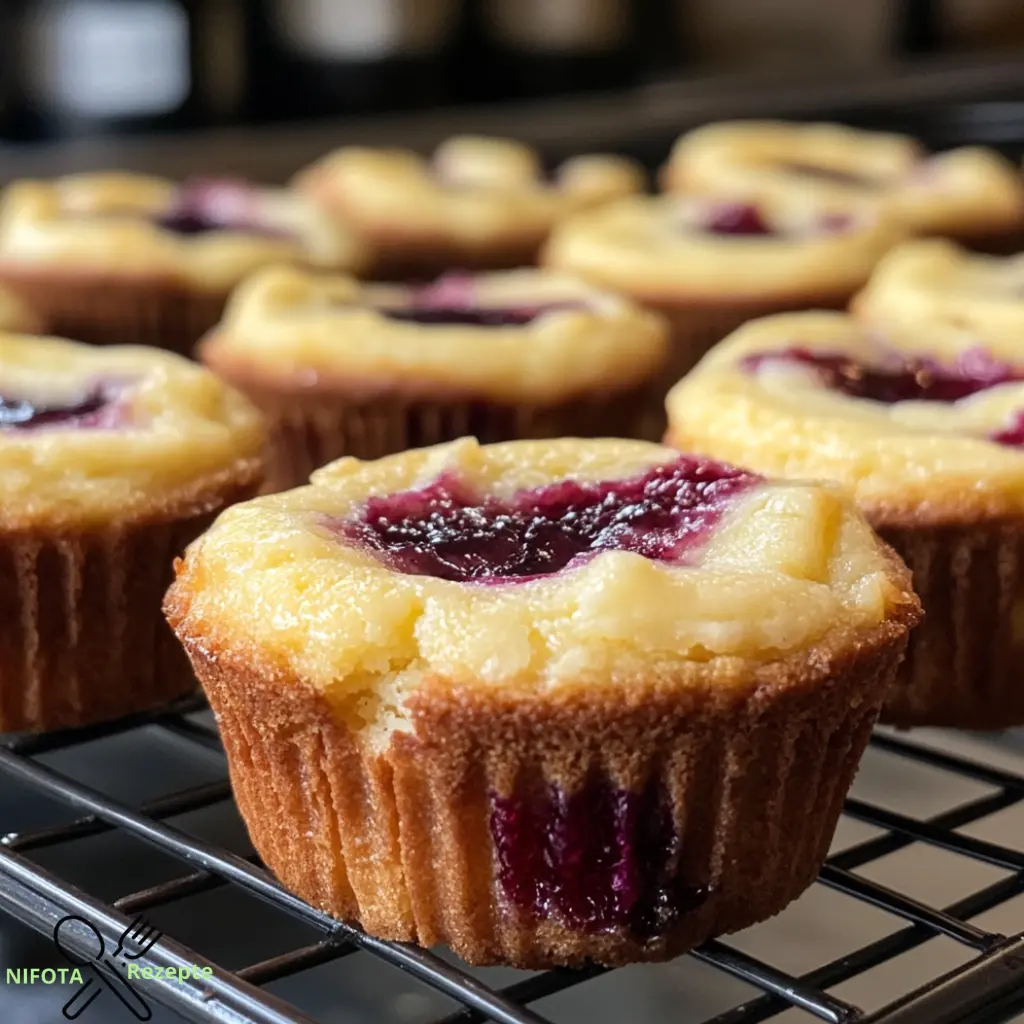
[167,559,918,967]
[298,166,545,281]
[877,519,1024,728]
[200,349,654,492]
[0,463,261,733]
[0,264,230,354]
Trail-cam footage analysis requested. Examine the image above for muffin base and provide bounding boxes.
[0,265,228,355]
[878,519,1024,729]
[0,473,261,734]
[174,618,910,968]
[215,381,654,493]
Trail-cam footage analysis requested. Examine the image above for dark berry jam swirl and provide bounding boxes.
[155,178,293,239]
[337,456,760,583]
[694,201,852,238]
[0,385,121,431]
[378,273,582,327]
[742,346,1024,404]
[492,775,709,936]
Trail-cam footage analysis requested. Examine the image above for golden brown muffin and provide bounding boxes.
[166,437,919,967]
[542,191,906,404]
[666,311,1024,728]
[293,135,645,279]
[200,265,668,490]
[0,173,367,354]
[663,121,1024,253]
[852,238,1024,341]
[0,332,265,732]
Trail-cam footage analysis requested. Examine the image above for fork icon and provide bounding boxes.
[112,917,163,961]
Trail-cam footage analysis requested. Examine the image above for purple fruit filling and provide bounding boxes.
[155,178,292,239]
[492,776,709,936]
[0,385,121,430]
[991,411,1024,447]
[378,273,582,327]
[698,201,775,236]
[742,346,1024,404]
[338,456,759,583]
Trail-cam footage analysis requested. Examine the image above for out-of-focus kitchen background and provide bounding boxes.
[2,0,1024,181]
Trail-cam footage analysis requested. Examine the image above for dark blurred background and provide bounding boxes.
[2,0,1024,181]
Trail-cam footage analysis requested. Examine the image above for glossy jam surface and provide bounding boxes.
[699,201,775,236]
[742,346,1024,404]
[379,274,581,327]
[155,178,290,238]
[0,385,122,431]
[339,457,759,582]
[492,777,708,936]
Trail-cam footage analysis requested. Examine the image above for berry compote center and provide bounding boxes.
[378,273,581,327]
[742,346,1024,404]
[339,456,760,583]
[492,775,709,936]
[155,178,291,238]
[698,201,775,236]
[0,384,121,430]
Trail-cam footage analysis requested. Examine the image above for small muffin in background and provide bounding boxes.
[0,332,265,733]
[852,237,1024,340]
[199,265,668,492]
[662,120,1024,253]
[542,190,905,397]
[665,310,1024,729]
[165,436,919,968]
[293,135,645,280]
[0,173,367,355]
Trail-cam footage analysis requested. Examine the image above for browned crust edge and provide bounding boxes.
[166,563,918,966]
[0,264,232,354]
[0,466,261,733]
[199,353,656,491]
[878,521,1024,729]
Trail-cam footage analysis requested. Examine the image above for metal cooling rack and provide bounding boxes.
[2,699,1024,1024]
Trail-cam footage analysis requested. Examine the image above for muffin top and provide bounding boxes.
[0,173,367,292]
[853,238,1024,339]
[0,332,265,530]
[541,193,905,302]
[662,120,1024,239]
[666,311,1024,523]
[294,136,645,262]
[201,265,668,403]
[166,437,918,708]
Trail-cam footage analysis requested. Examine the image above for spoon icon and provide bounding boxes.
[54,915,152,1021]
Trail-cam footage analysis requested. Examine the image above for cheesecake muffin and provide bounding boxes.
[0,173,367,354]
[662,121,1024,253]
[200,265,668,491]
[542,192,905,393]
[853,238,1024,340]
[665,311,1024,728]
[293,135,645,279]
[166,437,919,967]
[0,332,265,732]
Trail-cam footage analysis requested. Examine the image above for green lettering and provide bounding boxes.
[141,967,155,980]
[5,969,21,983]
[126,964,140,979]
[70,969,84,984]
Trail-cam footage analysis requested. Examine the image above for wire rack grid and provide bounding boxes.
[1,698,1024,1024]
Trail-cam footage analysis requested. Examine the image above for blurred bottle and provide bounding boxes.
[476,0,639,100]
[15,0,248,139]
[251,0,459,120]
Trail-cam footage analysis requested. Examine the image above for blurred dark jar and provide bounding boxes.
[479,0,638,98]
[258,0,459,118]
[17,0,248,138]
